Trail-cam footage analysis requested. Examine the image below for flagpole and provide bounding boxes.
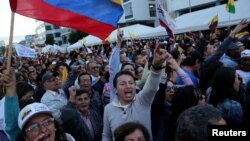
[7,12,15,73]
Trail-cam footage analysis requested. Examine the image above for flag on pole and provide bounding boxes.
[129,31,136,40]
[156,0,175,39]
[208,15,218,31]
[105,37,112,42]
[235,31,250,41]
[9,0,124,40]
[61,66,68,85]
[3,48,8,58]
[226,0,236,14]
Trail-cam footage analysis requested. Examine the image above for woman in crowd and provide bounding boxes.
[114,122,150,141]
[2,68,75,141]
[16,81,36,109]
[207,67,243,127]
[18,103,75,141]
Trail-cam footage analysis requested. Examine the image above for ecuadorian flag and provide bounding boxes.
[208,15,218,31]
[9,0,124,40]
[226,0,235,14]
[235,31,250,41]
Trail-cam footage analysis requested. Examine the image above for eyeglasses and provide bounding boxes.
[25,118,54,133]
[46,77,59,83]
[165,86,176,92]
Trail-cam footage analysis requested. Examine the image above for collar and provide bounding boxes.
[79,110,90,119]
[111,95,136,108]
[46,89,61,96]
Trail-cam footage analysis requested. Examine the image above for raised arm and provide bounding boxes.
[3,68,20,141]
[136,57,150,89]
[167,58,193,86]
[138,41,171,106]
[205,19,249,64]
[109,29,123,101]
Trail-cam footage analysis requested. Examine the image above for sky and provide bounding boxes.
[0,0,37,45]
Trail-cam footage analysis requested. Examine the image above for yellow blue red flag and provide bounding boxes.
[9,0,124,40]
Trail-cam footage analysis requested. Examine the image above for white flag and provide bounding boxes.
[156,0,175,39]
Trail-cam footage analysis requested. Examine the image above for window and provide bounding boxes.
[45,25,52,30]
[53,26,60,29]
[149,4,156,17]
[46,34,54,38]
[58,41,62,45]
[62,36,68,44]
[54,32,61,37]
[124,3,133,19]
[123,0,129,2]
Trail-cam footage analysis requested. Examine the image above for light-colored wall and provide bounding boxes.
[167,0,217,12]
[119,0,155,23]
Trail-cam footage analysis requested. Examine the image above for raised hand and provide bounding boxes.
[230,19,249,37]
[1,68,16,97]
[68,86,76,103]
[117,27,124,48]
[152,40,171,70]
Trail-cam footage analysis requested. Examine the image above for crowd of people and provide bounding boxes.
[0,19,250,141]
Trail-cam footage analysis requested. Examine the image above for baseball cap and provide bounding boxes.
[227,42,240,50]
[42,72,58,83]
[18,103,52,130]
[241,49,250,58]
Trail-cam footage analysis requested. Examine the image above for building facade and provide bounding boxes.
[119,0,158,27]
[119,0,232,26]
[166,0,231,17]
[35,21,64,45]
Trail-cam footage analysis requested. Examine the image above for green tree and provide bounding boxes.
[68,30,88,44]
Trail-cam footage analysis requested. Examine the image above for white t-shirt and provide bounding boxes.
[236,70,250,84]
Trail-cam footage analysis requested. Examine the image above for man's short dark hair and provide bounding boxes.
[176,104,224,141]
[76,89,90,97]
[78,72,92,84]
[181,50,203,66]
[113,71,135,88]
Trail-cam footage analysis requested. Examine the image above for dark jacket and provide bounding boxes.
[60,102,103,141]
[34,85,46,102]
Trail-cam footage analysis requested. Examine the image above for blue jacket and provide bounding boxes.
[4,95,20,141]
[217,98,243,127]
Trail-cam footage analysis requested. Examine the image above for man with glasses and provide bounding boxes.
[86,61,104,95]
[41,72,68,123]
[86,62,100,85]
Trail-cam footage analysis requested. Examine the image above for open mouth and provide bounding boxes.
[40,134,51,141]
[124,91,133,97]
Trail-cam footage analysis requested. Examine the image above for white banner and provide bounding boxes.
[14,44,36,58]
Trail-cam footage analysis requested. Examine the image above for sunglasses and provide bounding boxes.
[25,118,54,133]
